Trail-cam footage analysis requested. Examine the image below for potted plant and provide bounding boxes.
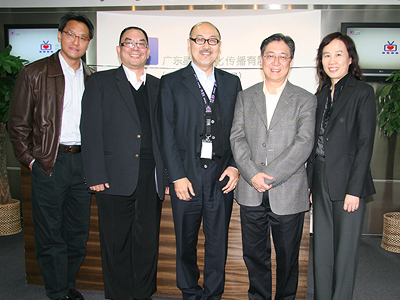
[376,70,400,180]
[376,71,400,250]
[376,70,400,138]
[0,45,27,235]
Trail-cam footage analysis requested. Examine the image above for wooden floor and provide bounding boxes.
[21,167,310,299]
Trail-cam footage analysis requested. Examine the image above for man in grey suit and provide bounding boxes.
[230,33,316,300]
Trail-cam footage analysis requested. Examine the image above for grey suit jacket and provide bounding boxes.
[230,81,317,215]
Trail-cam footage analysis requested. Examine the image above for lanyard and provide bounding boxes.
[191,66,217,113]
[191,66,217,138]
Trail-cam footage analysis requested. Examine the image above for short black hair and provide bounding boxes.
[260,33,295,58]
[119,26,149,44]
[58,12,94,40]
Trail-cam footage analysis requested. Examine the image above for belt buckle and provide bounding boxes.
[68,146,76,154]
[61,145,80,153]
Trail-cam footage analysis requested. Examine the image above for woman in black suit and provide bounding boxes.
[307,32,376,300]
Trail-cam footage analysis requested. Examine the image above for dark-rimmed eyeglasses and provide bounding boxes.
[263,54,292,62]
[119,41,148,49]
[62,30,90,43]
[189,37,220,46]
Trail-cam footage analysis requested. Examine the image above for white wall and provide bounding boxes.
[97,10,320,92]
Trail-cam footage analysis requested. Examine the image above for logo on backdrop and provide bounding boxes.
[382,41,398,55]
[348,30,360,35]
[146,37,159,65]
[39,41,54,54]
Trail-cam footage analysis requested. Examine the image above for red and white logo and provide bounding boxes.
[383,41,397,52]
[40,41,52,51]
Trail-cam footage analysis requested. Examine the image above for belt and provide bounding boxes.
[59,144,81,154]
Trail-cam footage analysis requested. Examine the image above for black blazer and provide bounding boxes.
[156,64,242,193]
[307,74,376,200]
[81,65,166,198]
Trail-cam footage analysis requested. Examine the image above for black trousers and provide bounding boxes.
[170,160,233,300]
[240,192,304,300]
[96,167,162,300]
[312,157,366,300]
[31,151,91,300]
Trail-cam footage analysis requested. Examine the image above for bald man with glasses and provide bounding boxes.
[157,21,242,300]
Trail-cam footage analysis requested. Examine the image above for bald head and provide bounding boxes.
[189,21,221,40]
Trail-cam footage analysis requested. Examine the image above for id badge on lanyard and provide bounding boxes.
[201,139,213,159]
[192,66,217,160]
[201,116,213,159]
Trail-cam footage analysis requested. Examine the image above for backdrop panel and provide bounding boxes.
[97,10,320,92]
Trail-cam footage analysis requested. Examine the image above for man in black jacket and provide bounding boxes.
[157,21,242,300]
[80,26,167,300]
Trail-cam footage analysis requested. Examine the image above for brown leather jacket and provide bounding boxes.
[8,51,93,174]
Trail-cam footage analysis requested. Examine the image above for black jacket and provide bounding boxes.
[307,74,376,200]
[81,66,167,199]
[156,64,242,194]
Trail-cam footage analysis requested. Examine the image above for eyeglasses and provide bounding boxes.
[62,30,90,43]
[263,54,292,62]
[119,41,148,49]
[189,37,220,46]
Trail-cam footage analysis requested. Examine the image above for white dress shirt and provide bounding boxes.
[263,80,287,165]
[191,61,215,99]
[122,64,146,90]
[59,52,85,145]
[263,80,287,129]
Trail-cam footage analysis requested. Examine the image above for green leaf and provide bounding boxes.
[376,70,400,137]
[380,83,393,98]
[0,44,27,123]
[4,45,12,55]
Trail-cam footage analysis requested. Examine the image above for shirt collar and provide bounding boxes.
[122,64,147,86]
[263,79,287,99]
[325,72,349,91]
[191,61,215,81]
[58,51,83,74]
[330,73,349,91]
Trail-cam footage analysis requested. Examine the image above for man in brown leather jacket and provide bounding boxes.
[8,13,94,300]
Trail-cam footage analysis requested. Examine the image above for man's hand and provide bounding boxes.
[250,172,273,193]
[89,183,110,192]
[343,194,360,212]
[220,166,239,194]
[174,177,195,201]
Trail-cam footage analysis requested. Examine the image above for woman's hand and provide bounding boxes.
[343,194,360,212]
